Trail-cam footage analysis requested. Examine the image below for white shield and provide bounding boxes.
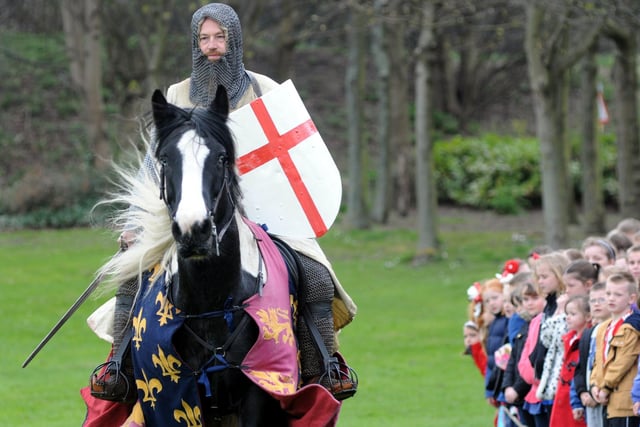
[228,80,342,238]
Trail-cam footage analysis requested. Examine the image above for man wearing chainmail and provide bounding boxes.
[98,2,357,404]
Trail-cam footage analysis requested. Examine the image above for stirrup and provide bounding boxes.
[319,356,358,401]
[90,359,136,403]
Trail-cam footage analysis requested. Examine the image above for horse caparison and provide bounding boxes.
[146,86,287,426]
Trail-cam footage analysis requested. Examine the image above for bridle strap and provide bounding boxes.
[159,161,167,204]
[159,156,236,255]
[209,166,235,256]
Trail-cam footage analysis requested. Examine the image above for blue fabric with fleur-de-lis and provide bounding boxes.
[130,219,302,426]
[130,270,205,426]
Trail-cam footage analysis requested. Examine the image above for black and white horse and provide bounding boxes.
[91,86,349,427]
[131,87,289,426]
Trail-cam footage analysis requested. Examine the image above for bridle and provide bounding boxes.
[205,164,235,256]
[159,153,237,256]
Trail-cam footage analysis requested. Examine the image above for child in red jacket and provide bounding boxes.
[464,320,487,376]
[550,295,590,427]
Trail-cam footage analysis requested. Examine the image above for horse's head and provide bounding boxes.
[151,86,240,259]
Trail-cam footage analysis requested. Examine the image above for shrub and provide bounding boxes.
[434,133,618,214]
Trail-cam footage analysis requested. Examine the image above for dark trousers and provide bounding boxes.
[518,406,536,427]
[605,415,640,427]
[528,403,551,427]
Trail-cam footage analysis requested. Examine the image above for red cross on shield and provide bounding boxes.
[229,80,342,238]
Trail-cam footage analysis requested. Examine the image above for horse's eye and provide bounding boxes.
[218,155,227,165]
[159,156,168,166]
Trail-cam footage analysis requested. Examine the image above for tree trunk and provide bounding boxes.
[390,26,415,216]
[524,2,569,248]
[273,0,298,81]
[579,44,606,235]
[389,0,412,217]
[559,64,575,226]
[532,86,570,247]
[523,0,602,248]
[61,0,109,172]
[371,0,391,224]
[136,2,174,94]
[611,34,640,217]
[438,39,458,117]
[452,10,480,132]
[345,4,369,230]
[414,0,439,263]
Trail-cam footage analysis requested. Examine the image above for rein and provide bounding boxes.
[162,229,266,399]
[164,246,263,321]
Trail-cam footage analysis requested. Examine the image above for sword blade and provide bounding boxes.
[22,252,119,368]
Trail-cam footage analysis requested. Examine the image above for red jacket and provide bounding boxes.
[549,330,586,427]
[469,341,488,376]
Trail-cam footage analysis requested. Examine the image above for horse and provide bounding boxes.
[128,86,291,426]
[86,85,350,427]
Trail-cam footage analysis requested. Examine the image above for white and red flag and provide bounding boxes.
[597,84,609,126]
[229,80,342,238]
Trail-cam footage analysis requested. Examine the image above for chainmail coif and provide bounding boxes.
[190,3,251,109]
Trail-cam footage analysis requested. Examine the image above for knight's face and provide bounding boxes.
[199,18,227,62]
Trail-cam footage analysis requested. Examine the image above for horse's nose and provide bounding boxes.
[190,219,212,240]
[172,218,213,257]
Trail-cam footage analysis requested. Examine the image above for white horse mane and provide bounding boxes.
[94,134,176,295]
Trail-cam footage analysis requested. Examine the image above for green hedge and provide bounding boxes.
[433,133,618,214]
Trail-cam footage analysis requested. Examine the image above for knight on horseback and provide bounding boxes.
[85,2,357,418]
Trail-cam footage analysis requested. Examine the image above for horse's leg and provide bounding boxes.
[238,385,286,427]
[220,414,239,427]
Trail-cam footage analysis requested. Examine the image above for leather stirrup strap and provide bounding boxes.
[301,304,332,365]
[113,327,134,363]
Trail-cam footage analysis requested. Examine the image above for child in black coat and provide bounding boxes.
[503,279,546,427]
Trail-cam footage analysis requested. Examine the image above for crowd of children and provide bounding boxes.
[463,218,640,427]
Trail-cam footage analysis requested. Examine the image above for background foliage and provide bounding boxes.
[434,132,619,214]
[0,1,537,227]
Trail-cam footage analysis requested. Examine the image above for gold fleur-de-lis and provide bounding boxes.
[155,290,175,326]
[151,344,182,383]
[132,308,147,351]
[173,399,202,426]
[256,308,294,346]
[135,369,163,409]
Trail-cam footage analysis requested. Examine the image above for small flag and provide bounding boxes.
[597,83,609,126]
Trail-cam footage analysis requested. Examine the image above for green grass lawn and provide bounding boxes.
[0,223,531,426]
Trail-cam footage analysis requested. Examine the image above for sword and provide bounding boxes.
[22,250,121,368]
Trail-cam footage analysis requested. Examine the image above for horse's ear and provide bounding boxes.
[151,89,170,126]
[210,85,229,118]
